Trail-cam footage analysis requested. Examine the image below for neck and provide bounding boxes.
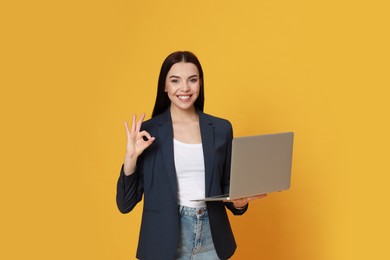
[170,106,199,123]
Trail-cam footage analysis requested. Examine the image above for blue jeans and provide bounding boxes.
[175,205,221,260]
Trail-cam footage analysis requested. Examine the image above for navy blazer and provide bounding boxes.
[117,109,248,260]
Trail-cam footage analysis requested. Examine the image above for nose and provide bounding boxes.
[181,83,190,92]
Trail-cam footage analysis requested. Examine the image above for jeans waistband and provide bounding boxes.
[178,205,208,217]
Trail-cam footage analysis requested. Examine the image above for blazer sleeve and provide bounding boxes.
[116,160,144,214]
[222,120,249,215]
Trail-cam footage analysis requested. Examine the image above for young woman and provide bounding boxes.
[116,51,266,260]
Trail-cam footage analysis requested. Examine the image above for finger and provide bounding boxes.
[135,113,145,133]
[142,137,155,149]
[124,121,130,136]
[249,194,267,200]
[138,130,153,141]
[131,114,136,133]
[136,136,155,154]
[227,198,246,204]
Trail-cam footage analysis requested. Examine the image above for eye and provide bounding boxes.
[171,79,179,84]
[189,78,198,83]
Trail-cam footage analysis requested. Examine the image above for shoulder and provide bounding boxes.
[199,111,233,136]
[200,112,232,127]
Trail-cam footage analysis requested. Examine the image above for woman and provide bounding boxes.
[116,51,266,260]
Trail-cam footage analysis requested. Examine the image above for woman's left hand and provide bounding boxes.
[227,194,268,208]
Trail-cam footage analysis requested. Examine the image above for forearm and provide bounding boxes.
[116,165,143,213]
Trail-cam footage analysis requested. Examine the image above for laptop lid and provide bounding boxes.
[228,132,294,199]
[192,132,294,201]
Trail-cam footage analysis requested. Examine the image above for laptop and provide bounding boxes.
[192,132,294,201]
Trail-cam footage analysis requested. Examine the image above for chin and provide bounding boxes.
[171,103,196,111]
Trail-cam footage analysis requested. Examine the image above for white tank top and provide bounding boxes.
[173,139,206,208]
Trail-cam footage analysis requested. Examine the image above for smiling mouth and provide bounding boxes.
[177,95,192,100]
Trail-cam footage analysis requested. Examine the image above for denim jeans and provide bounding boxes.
[175,205,220,260]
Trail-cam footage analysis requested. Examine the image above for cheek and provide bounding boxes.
[165,81,173,92]
[165,84,173,93]
[190,82,200,91]
[194,85,201,94]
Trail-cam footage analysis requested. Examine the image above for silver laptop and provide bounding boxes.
[192,132,294,201]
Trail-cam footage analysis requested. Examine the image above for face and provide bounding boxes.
[165,62,201,112]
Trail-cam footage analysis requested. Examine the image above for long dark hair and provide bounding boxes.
[152,51,205,118]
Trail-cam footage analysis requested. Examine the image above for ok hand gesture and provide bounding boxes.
[123,113,155,175]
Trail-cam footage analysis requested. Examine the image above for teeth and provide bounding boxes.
[178,96,190,99]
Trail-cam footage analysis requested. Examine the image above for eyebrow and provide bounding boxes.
[168,75,199,79]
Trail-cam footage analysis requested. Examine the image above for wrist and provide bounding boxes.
[123,155,137,176]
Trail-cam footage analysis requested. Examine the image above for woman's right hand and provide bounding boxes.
[123,113,155,175]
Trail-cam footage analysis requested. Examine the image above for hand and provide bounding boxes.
[123,113,155,175]
[227,194,268,209]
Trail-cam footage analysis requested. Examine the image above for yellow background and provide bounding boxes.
[1,0,389,259]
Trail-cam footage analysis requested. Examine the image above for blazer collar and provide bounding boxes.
[157,108,215,198]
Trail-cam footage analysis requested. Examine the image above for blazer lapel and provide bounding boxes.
[157,109,215,199]
[157,110,178,198]
[199,111,215,197]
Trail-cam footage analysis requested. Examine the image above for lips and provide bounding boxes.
[177,95,192,100]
